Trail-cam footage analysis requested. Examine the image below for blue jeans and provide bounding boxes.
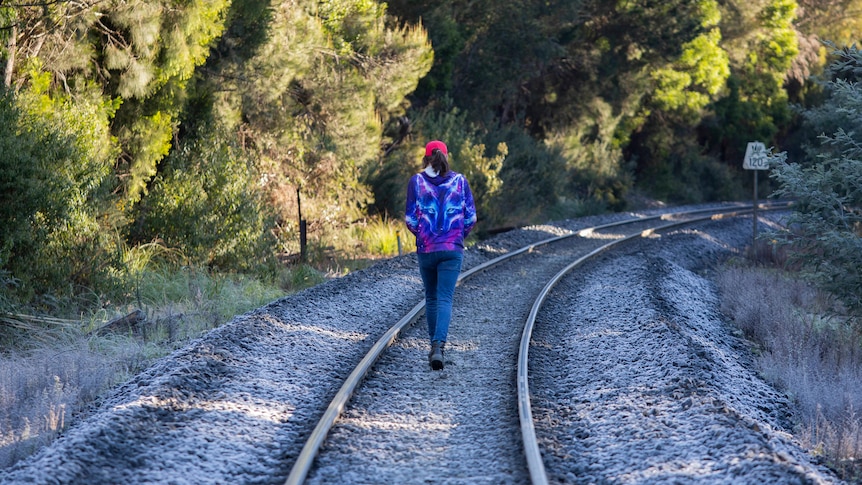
[417,251,463,343]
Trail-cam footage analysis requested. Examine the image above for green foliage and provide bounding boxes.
[1,0,438,312]
[2,0,232,206]
[118,110,175,200]
[363,137,417,220]
[704,0,797,161]
[634,123,745,203]
[131,264,287,327]
[0,76,121,301]
[3,0,855,322]
[369,101,562,231]
[201,0,432,254]
[488,126,573,226]
[104,0,232,204]
[771,45,862,310]
[627,1,728,200]
[0,7,12,52]
[651,27,729,117]
[279,264,327,290]
[132,124,276,272]
[630,0,800,202]
[406,8,464,97]
[369,101,625,231]
[350,217,416,256]
[391,0,748,209]
[796,0,862,49]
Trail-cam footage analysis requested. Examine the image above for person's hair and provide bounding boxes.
[422,149,449,176]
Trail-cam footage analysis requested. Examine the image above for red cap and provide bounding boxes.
[425,140,448,157]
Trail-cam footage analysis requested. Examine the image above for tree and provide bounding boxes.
[1,0,231,204]
[196,0,433,253]
[540,0,730,204]
[771,44,862,310]
[703,0,798,163]
[1,0,100,89]
[97,0,231,204]
[134,123,276,271]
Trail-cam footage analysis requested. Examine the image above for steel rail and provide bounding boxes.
[517,204,790,484]
[284,202,790,485]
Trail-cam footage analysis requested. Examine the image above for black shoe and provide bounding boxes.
[429,341,444,370]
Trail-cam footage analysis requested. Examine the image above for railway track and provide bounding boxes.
[2,202,838,485]
[286,202,833,484]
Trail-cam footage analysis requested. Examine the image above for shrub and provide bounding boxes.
[353,217,417,257]
[0,75,121,302]
[131,123,277,273]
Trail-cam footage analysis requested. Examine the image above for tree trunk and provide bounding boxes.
[4,24,16,88]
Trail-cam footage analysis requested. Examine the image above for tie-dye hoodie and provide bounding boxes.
[405,170,477,253]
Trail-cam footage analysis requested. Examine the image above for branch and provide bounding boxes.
[4,24,15,87]
[1,0,79,7]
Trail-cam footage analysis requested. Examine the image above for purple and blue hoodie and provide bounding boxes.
[405,170,477,253]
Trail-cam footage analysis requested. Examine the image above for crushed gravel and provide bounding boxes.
[0,203,840,484]
[532,226,837,483]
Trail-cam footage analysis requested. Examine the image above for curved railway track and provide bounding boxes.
[287,203,805,484]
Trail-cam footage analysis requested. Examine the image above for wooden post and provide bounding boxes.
[297,187,307,262]
[396,229,403,256]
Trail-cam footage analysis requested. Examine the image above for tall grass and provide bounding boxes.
[717,265,862,481]
[0,216,411,469]
[305,217,417,270]
[123,266,287,342]
[0,339,149,468]
[351,218,416,257]
[0,259,326,470]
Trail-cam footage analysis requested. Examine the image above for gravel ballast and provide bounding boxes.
[532,229,837,483]
[0,204,841,484]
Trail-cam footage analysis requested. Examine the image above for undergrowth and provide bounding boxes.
[0,216,417,469]
[718,243,862,482]
[0,260,328,470]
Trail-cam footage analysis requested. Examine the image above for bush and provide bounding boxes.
[131,124,277,273]
[0,76,121,302]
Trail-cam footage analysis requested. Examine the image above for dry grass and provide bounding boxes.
[0,340,148,468]
[0,213,389,470]
[717,264,862,481]
[0,264,312,470]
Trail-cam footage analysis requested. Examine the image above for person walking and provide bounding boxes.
[405,140,476,370]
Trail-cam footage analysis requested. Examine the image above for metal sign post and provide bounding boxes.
[742,142,786,250]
